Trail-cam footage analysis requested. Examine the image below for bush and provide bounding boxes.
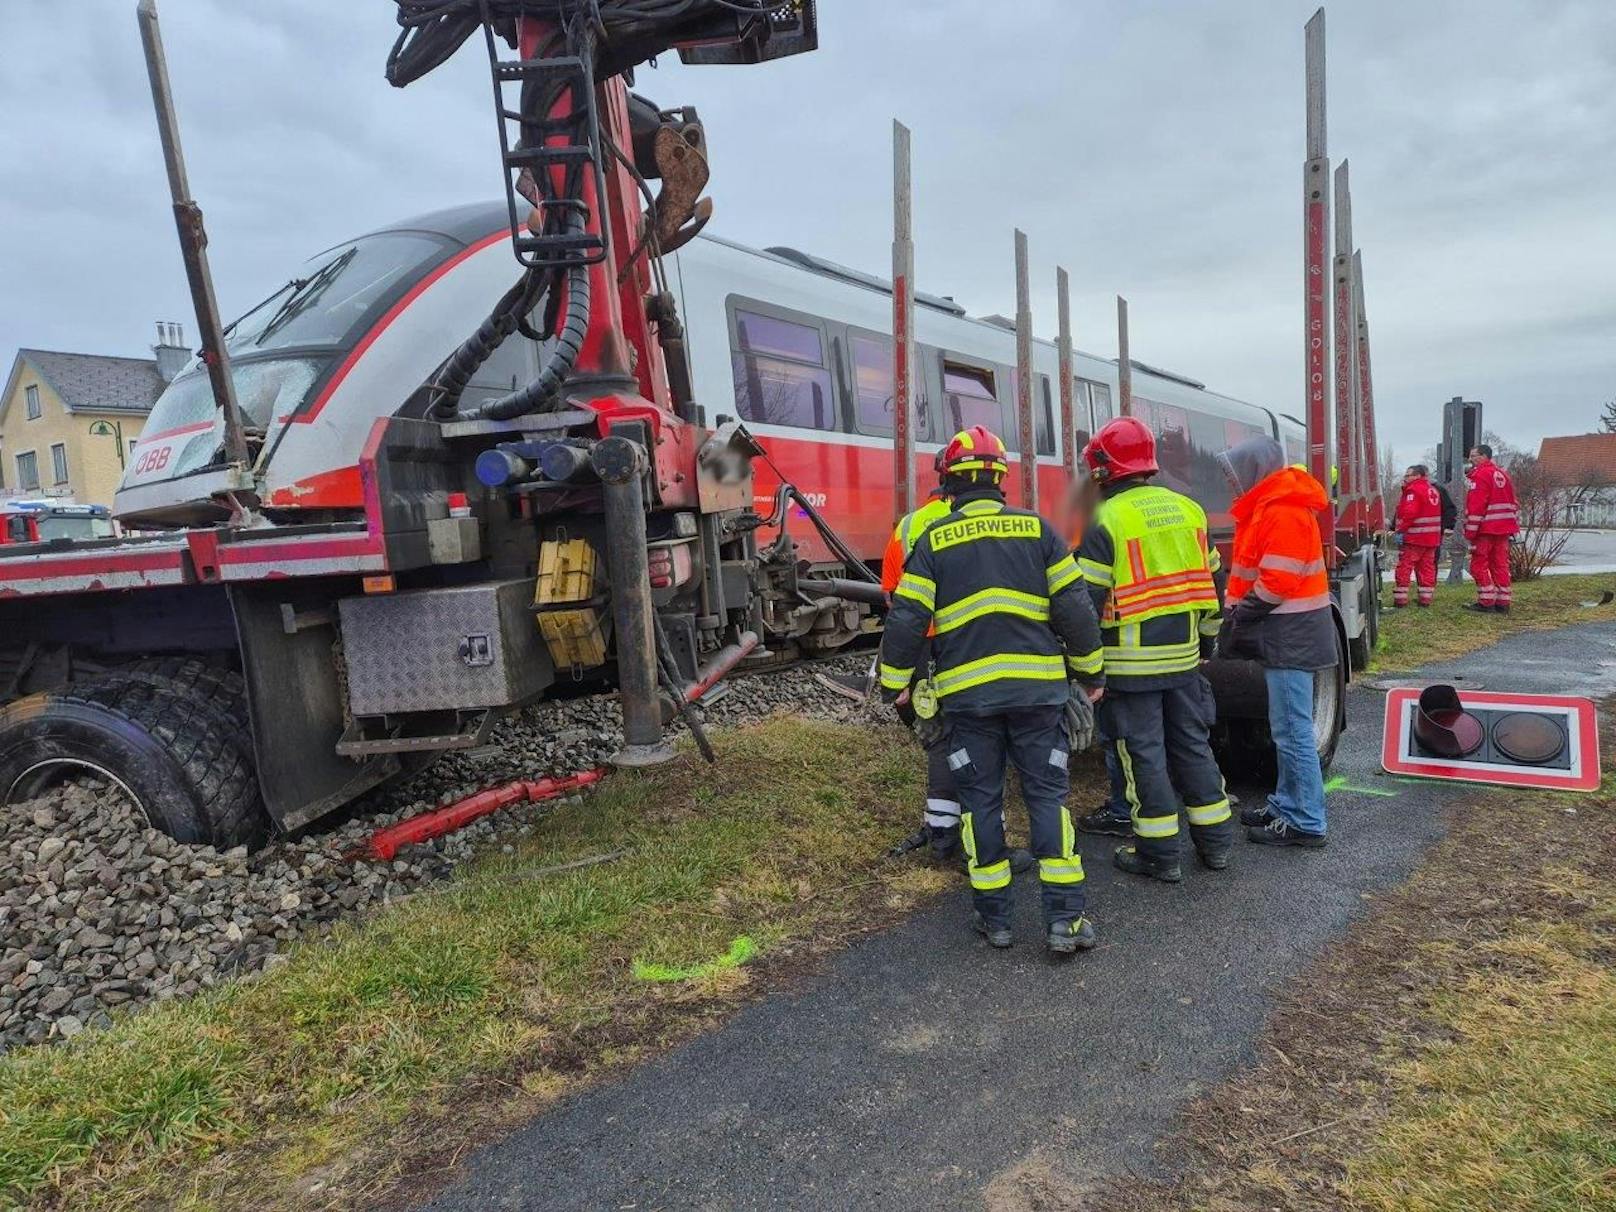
[1504,455,1570,581]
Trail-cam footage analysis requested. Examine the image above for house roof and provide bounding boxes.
[6,348,165,418]
[1536,433,1616,488]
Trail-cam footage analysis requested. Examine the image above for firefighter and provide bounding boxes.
[1463,444,1520,613]
[1391,464,1443,607]
[1074,417,1232,881]
[879,426,1105,954]
[880,460,963,864]
[1215,437,1337,848]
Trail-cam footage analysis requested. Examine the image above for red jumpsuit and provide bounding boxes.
[1464,458,1520,608]
[1392,475,1443,606]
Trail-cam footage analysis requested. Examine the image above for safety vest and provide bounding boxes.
[1077,483,1220,680]
[880,494,954,595]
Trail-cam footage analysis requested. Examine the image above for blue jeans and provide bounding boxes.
[1265,667,1327,836]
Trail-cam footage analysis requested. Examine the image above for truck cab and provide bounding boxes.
[0,501,115,545]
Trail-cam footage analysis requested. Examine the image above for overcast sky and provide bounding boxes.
[2,0,1613,461]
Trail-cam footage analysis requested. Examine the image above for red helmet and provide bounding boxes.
[1083,417,1158,481]
[939,426,1009,479]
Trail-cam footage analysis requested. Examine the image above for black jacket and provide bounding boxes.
[879,487,1104,715]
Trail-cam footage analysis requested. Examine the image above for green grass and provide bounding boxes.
[0,718,940,1209]
[1372,572,1615,670]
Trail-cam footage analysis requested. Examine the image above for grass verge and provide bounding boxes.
[1093,712,1616,1212]
[0,717,949,1210]
[1372,571,1615,670]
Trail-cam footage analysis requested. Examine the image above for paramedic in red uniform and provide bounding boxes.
[1463,444,1520,613]
[1390,464,1443,608]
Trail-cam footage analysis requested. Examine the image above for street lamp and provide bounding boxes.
[88,419,126,469]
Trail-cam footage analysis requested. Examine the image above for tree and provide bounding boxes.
[1601,400,1616,434]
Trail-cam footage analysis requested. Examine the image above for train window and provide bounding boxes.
[943,363,1002,435]
[1087,380,1114,427]
[459,327,537,412]
[732,309,836,430]
[849,333,930,441]
[1071,378,1094,454]
[1007,370,1056,455]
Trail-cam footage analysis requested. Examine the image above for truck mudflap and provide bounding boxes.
[231,583,396,833]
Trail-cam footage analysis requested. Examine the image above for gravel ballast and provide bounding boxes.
[0,656,882,1054]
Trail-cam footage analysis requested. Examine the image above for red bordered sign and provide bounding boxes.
[1380,688,1602,792]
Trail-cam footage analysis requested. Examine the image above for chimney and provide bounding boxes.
[153,321,191,384]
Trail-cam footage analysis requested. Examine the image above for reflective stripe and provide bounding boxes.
[1077,557,1114,587]
[924,798,961,827]
[1229,563,1259,580]
[894,572,936,609]
[1259,553,1326,575]
[1067,647,1104,676]
[1039,856,1086,885]
[957,499,1002,516]
[1198,613,1223,637]
[933,586,1049,634]
[970,859,1012,891]
[962,812,1010,890]
[1113,581,1217,619]
[1206,545,1222,573]
[1185,798,1232,826]
[1113,568,1215,602]
[1048,747,1068,770]
[1254,583,1284,604]
[1133,813,1179,839]
[1104,637,1202,674]
[879,663,914,691]
[1271,593,1333,614]
[947,748,971,771]
[931,652,1067,697]
[1046,555,1083,595]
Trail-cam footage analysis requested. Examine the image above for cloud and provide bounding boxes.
[2,0,1613,463]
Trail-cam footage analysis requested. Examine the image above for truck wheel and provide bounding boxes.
[0,677,267,850]
[1313,655,1346,772]
[121,657,254,755]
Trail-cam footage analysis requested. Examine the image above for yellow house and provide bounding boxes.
[0,327,186,508]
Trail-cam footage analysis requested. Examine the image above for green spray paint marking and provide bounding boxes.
[1323,774,1400,798]
[633,935,757,983]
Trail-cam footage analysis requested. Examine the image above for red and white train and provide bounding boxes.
[118,201,1305,557]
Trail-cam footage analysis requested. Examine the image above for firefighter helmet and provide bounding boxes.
[1083,417,1158,481]
[939,426,1009,479]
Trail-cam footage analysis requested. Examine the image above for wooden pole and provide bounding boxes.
[1014,229,1037,512]
[1056,266,1076,482]
[891,119,916,522]
[1116,295,1132,417]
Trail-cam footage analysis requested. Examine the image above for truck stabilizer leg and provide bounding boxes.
[353,768,607,862]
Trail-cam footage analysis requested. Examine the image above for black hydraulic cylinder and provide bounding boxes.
[802,577,887,606]
[592,435,672,766]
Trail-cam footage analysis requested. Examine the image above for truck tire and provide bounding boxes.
[1217,653,1346,781]
[0,677,267,850]
[120,657,254,756]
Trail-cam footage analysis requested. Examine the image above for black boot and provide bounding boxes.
[1113,844,1183,883]
[1196,847,1231,871]
[1046,917,1097,954]
[1462,602,1494,614]
[1077,806,1132,837]
[972,912,1012,949]
[1008,847,1036,874]
[1494,603,1511,614]
[928,825,963,864]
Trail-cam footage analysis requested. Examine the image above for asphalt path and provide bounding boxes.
[420,622,1616,1212]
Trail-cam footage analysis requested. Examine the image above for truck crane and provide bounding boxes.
[0,1,844,849]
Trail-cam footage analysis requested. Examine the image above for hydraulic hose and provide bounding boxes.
[463,245,592,421]
[428,270,545,419]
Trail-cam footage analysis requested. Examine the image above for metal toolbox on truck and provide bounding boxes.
[339,580,556,716]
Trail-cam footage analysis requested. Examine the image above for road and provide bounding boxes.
[1553,527,1616,573]
[418,623,1616,1212]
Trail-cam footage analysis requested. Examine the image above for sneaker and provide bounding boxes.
[1195,847,1231,871]
[1246,817,1327,848]
[1077,807,1133,837]
[1046,917,1097,954]
[1113,844,1183,883]
[1239,802,1274,827]
[972,912,1012,949]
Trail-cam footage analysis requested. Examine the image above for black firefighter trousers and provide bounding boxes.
[944,704,1084,932]
[1099,675,1233,863]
